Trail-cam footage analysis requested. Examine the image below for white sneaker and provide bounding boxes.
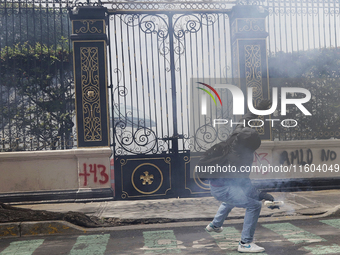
[205,222,223,233]
[238,241,265,253]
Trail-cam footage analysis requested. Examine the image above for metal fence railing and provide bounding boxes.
[0,0,75,151]
[268,48,340,141]
[1,0,339,152]
[264,0,340,140]
[265,0,340,54]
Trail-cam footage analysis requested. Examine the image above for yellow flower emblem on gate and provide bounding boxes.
[140,171,154,185]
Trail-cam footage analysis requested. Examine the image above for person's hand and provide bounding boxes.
[259,191,274,201]
[257,100,271,110]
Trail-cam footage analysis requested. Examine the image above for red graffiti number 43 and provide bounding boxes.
[79,164,109,186]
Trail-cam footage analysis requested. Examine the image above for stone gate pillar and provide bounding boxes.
[230,5,271,140]
[69,6,110,147]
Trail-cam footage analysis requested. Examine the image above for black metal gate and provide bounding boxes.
[107,5,235,199]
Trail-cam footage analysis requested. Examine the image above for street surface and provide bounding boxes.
[1,217,340,255]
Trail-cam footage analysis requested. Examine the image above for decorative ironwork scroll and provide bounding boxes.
[191,123,232,152]
[245,44,265,135]
[111,11,235,154]
[230,5,270,139]
[172,13,221,70]
[245,45,262,94]
[231,18,265,37]
[118,156,172,199]
[236,0,264,5]
[70,6,109,147]
[238,19,265,32]
[81,47,102,142]
[107,1,235,12]
[111,13,172,155]
[73,20,104,34]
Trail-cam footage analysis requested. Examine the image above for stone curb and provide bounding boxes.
[1,206,339,238]
[0,223,20,238]
[322,205,340,217]
[0,221,90,238]
[21,221,89,237]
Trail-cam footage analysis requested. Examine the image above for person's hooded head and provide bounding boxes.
[234,127,261,152]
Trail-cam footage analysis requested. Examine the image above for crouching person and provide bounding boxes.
[199,100,274,253]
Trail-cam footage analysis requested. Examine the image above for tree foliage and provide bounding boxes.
[0,41,74,151]
[268,48,340,140]
[0,3,74,151]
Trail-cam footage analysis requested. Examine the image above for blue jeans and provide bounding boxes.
[210,181,262,243]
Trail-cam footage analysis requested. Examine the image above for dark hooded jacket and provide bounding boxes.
[197,100,270,185]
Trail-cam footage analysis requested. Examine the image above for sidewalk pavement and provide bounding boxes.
[2,189,340,238]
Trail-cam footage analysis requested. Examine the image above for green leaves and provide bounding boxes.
[269,48,340,140]
[0,41,74,150]
[1,42,70,72]
[269,48,340,79]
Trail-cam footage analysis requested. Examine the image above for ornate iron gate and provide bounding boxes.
[87,0,340,199]
[107,5,236,199]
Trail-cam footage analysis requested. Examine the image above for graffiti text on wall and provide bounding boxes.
[280,149,337,166]
[79,163,109,186]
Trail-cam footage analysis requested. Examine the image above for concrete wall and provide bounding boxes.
[0,148,111,194]
[250,140,340,180]
[0,140,339,199]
